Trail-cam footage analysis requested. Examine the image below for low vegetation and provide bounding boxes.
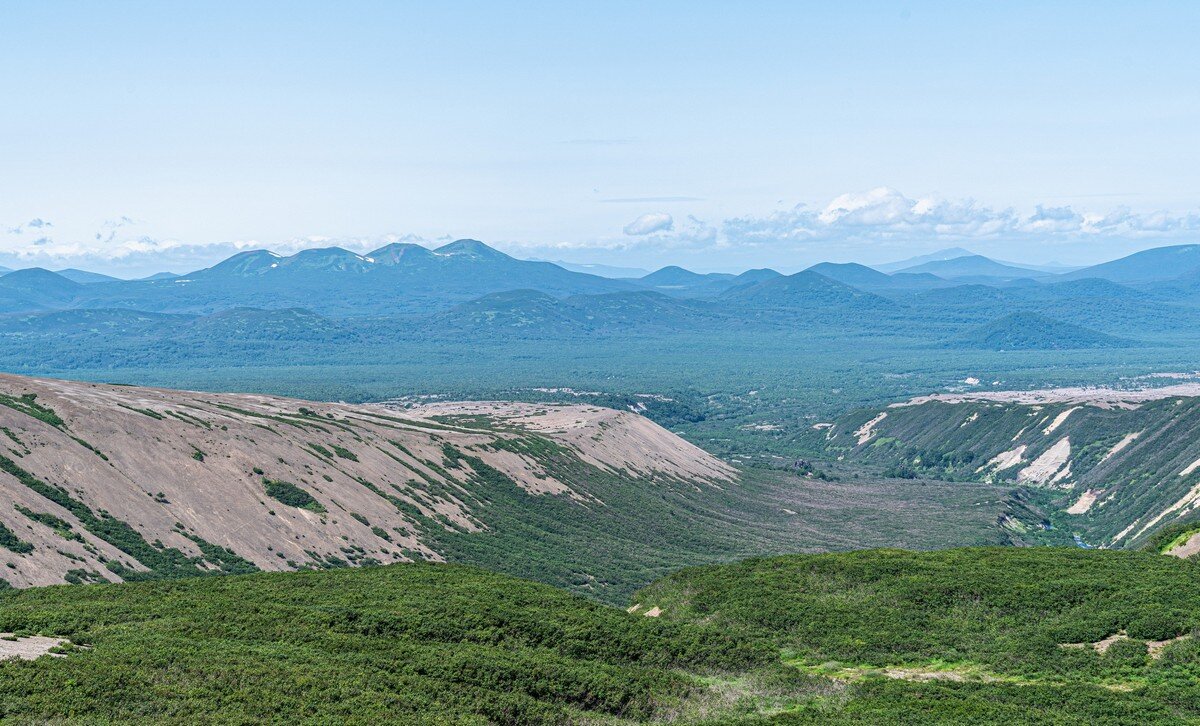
[0,563,765,723]
[262,478,326,513]
[0,549,1198,723]
[635,547,1200,723]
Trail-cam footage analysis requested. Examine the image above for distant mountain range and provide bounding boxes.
[1058,244,1200,283]
[873,247,1081,275]
[872,247,979,273]
[0,240,1197,359]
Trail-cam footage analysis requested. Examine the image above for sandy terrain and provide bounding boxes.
[1100,432,1141,463]
[0,374,733,586]
[1127,480,1200,543]
[1042,407,1080,435]
[0,634,66,661]
[1168,532,1200,558]
[401,401,736,485]
[1018,438,1071,485]
[854,412,887,445]
[977,445,1026,473]
[1066,489,1101,515]
[893,383,1200,410]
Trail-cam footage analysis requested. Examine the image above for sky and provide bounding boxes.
[2,1,1200,276]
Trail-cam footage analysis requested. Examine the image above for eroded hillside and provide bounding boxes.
[0,374,734,591]
[825,385,1200,550]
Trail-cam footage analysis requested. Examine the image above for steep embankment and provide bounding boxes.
[825,384,1200,549]
[0,374,734,596]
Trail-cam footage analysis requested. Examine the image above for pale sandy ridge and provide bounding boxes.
[401,401,736,485]
[976,445,1026,473]
[0,374,733,586]
[1167,532,1200,558]
[1066,489,1101,515]
[854,412,888,445]
[1100,432,1141,463]
[893,383,1200,409]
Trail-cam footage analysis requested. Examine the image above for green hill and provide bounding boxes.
[895,254,1049,280]
[1060,244,1200,283]
[944,312,1135,350]
[720,270,894,316]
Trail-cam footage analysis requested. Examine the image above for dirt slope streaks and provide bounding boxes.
[0,374,734,586]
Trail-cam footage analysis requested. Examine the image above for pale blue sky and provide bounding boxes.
[2,1,1199,275]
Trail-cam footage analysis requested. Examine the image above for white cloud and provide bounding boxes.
[622,212,674,236]
[94,216,138,244]
[6,218,53,235]
[503,188,1200,269]
[627,188,1200,258]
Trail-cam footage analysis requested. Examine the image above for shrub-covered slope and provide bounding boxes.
[0,563,765,723]
[825,390,1200,548]
[3,549,1200,723]
[634,548,1200,724]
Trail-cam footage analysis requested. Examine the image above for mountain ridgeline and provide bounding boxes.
[4,242,1200,357]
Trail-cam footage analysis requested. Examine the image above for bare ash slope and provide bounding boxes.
[0,374,734,591]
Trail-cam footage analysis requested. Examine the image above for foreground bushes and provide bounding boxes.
[0,562,766,723]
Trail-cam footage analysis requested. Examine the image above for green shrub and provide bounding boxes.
[262,478,326,513]
[1127,608,1188,641]
[0,520,32,554]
